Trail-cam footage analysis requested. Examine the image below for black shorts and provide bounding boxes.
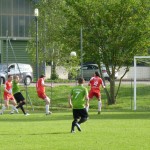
[13,92,25,103]
[73,108,88,119]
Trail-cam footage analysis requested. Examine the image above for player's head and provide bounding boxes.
[95,71,100,77]
[13,75,19,81]
[78,77,84,84]
[40,74,46,78]
[8,75,13,81]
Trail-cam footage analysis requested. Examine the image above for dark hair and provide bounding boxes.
[78,77,84,84]
[8,75,12,78]
[95,71,100,77]
[40,74,46,78]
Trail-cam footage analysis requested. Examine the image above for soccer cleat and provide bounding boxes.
[25,113,30,116]
[75,123,81,132]
[0,112,3,115]
[15,109,19,114]
[46,111,52,115]
[71,130,76,133]
[10,111,14,114]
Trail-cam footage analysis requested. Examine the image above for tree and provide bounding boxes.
[61,0,150,104]
[27,0,79,79]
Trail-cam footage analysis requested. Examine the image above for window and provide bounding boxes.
[0,0,33,38]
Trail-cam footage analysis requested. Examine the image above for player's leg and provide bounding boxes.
[10,98,19,114]
[76,108,89,131]
[19,100,29,116]
[97,94,102,114]
[44,96,52,115]
[71,109,78,133]
[87,91,94,112]
[0,100,9,114]
[15,93,28,115]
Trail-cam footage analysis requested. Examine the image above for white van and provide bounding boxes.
[0,63,33,85]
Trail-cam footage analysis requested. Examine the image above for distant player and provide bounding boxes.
[13,75,29,116]
[0,75,18,115]
[36,74,52,115]
[68,77,89,133]
[88,71,105,114]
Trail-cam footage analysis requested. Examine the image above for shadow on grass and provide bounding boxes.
[0,112,73,122]
[89,112,150,120]
[0,132,70,135]
[0,111,150,122]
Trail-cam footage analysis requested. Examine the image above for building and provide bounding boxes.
[0,0,38,75]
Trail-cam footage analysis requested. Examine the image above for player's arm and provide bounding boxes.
[88,79,91,86]
[68,94,73,108]
[4,84,12,94]
[41,81,53,87]
[102,80,106,88]
[4,87,12,94]
[85,96,89,108]
[85,89,89,107]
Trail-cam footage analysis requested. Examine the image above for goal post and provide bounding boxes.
[134,56,150,110]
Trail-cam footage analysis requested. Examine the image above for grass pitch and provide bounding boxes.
[0,111,150,150]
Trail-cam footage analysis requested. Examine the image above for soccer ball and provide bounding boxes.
[70,51,77,57]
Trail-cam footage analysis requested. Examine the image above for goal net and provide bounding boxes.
[134,56,150,110]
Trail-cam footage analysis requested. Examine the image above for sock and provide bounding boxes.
[71,120,77,131]
[86,105,89,112]
[45,104,49,114]
[11,105,15,113]
[98,101,102,112]
[16,101,25,109]
[16,103,22,109]
[12,105,18,113]
[20,106,26,114]
[1,106,6,113]
[78,118,87,124]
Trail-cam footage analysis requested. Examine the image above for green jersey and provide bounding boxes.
[12,80,20,94]
[70,85,88,109]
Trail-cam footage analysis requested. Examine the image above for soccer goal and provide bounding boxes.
[134,56,150,110]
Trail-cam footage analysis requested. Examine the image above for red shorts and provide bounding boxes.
[4,94,15,101]
[88,91,101,99]
[37,92,47,100]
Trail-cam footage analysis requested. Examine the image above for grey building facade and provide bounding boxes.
[0,0,36,70]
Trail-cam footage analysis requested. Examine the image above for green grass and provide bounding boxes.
[0,83,150,111]
[0,84,150,150]
[0,111,150,150]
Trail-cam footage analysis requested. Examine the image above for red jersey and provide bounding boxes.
[36,78,45,93]
[4,80,14,100]
[89,76,103,93]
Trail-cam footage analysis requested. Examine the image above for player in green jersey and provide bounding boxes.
[12,75,29,116]
[68,77,89,133]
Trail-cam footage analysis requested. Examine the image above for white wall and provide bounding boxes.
[46,66,150,80]
[45,66,68,79]
[118,67,150,80]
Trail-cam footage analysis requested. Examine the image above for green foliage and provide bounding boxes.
[27,0,66,66]
[51,72,59,80]
[61,0,150,104]
[27,0,150,104]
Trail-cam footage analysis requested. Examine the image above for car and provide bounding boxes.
[77,64,118,81]
[0,63,33,85]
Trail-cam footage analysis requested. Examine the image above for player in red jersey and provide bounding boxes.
[88,71,105,114]
[36,74,52,115]
[0,75,18,115]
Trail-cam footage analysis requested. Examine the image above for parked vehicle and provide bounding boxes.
[0,63,33,85]
[77,64,118,81]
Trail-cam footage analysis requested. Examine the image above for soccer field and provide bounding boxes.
[0,111,150,150]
